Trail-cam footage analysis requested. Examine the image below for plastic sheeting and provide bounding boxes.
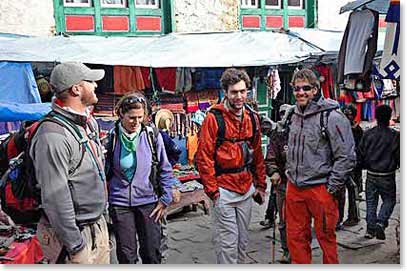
[0,31,322,68]
[0,62,41,104]
[0,102,51,121]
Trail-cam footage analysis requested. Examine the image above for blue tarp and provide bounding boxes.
[0,102,51,121]
[0,62,41,104]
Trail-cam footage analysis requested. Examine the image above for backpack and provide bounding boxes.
[209,105,259,176]
[106,123,162,197]
[0,112,88,225]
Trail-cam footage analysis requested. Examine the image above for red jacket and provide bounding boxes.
[196,102,266,200]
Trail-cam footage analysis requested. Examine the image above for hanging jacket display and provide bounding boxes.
[337,9,379,87]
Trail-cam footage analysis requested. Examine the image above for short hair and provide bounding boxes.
[115,92,148,117]
[220,68,251,91]
[54,88,71,101]
[375,104,392,126]
[291,68,320,88]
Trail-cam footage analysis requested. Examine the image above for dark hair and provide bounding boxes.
[115,92,148,117]
[342,103,357,117]
[291,68,320,89]
[220,68,251,91]
[375,104,392,126]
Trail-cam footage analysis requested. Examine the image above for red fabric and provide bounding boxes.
[113,66,145,94]
[140,67,151,88]
[286,182,339,264]
[355,103,362,123]
[155,68,176,93]
[315,65,334,99]
[0,237,44,264]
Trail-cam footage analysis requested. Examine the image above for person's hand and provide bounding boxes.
[252,188,266,205]
[149,201,167,223]
[172,187,181,203]
[270,172,281,186]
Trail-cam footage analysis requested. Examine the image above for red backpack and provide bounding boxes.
[0,112,86,225]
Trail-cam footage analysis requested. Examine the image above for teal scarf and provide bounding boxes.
[119,123,141,152]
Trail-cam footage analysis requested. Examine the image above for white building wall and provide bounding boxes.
[317,0,350,31]
[0,0,55,36]
[173,0,239,32]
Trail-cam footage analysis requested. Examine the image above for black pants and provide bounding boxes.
[265,183,277,221]
[338,179,359,224]
[111,203,161,264]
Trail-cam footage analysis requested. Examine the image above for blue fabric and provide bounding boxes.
[160,130,181,166]
[171,137,188,165]
[0,102,51,121]
[194,68,224,91]
[0,62,41,104]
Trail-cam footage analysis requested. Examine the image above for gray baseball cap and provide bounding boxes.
[50,62,105,93]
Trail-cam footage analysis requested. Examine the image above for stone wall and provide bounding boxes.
[0,0,55,36]
[174,0,239,32]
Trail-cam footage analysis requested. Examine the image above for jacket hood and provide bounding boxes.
[294,98,339,117]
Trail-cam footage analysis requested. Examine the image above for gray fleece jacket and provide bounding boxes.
[286,98,356,192]
[29,103,107,254]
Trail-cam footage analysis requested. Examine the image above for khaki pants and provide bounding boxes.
[37,215,110,264]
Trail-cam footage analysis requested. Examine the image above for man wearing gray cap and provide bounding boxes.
[30,62,110,264]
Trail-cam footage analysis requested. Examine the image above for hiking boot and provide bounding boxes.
[343,218,360,227]
[279,250,291,264]
[259,219,274,228]
[375,223,386,240]
[364,230,375,239]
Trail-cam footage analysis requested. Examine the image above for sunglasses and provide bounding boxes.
[292,85,314,92]
[124,96,146,106]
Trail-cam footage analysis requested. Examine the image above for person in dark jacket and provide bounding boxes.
[285,68,356,264]
[105,93,175,264]
[337,104,364,229]
[263,104,294,263]
[358,104,400,240]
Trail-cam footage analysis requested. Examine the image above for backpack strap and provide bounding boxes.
[210,109,225,150]
[320,109,333,140]
[106,122,119,181]
[145,125,162,197]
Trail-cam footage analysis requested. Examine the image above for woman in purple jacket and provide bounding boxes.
[105,92,174,264]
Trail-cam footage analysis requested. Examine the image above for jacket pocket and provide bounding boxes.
[215,141,244,170]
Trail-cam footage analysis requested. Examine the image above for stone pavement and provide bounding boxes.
[166,170,400,264]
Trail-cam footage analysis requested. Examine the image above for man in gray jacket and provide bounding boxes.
[285,68,355,264]
[30,62,109,264]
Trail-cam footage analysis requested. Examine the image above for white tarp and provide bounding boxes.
[0,31,322,67]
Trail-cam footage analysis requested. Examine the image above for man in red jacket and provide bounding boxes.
[196,68,266,264]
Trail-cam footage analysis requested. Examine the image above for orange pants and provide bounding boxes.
[286,182,339,264]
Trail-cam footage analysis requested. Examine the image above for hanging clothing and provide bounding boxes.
[185,91,199,113]
[315,64,334,99]
[155,68,177,94]
[140,67,152,89]
[186,132,199,166]
[114,66,145,94]
[338,9,379,83]
[267,67,281,99]
[194,68,224,91]
[175,67,193,93]
[379,0,400,80]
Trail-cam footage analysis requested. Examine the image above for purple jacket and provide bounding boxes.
[107,126,175,207]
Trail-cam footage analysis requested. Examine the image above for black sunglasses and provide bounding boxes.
[124,96,146,106]
[292,85,314,92]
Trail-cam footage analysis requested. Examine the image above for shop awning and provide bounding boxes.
[0,31,323,67]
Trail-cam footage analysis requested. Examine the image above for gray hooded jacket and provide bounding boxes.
[286,98,356,192]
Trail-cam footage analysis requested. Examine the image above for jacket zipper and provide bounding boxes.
[301,135,305,163]
[295,118,304,185]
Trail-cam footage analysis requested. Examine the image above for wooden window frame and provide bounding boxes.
[64,0,92,8]
[100,0,127,8]
[135,0,160,9]
[265,0,281,10]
